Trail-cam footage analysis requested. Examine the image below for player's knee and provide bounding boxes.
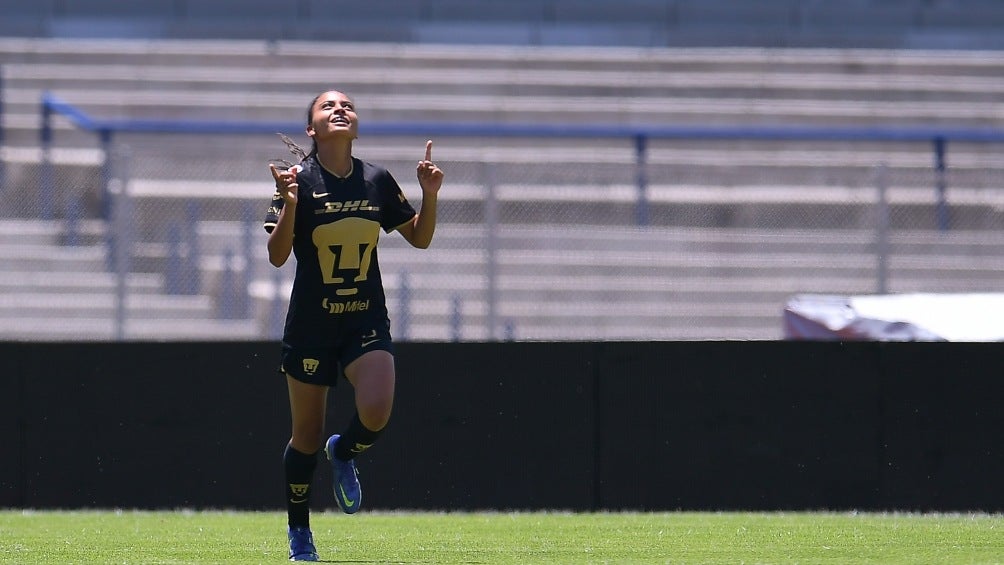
[358,403,392,432]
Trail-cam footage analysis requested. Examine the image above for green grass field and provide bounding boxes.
[1,510,1001,564]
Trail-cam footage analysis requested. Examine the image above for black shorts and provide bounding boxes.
[280,323,394,387]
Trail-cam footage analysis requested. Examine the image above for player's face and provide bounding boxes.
[306,91,358,142]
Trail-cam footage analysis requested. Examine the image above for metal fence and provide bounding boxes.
[2,93,1002,341]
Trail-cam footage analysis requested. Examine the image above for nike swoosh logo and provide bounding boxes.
[290,498,308,504]
[312,191,329,198]
[337,484,356,508]
[361,330,379,348]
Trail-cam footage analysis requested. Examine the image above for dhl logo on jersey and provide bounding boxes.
[316,200,380,215]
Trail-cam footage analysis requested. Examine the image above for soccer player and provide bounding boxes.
[264,90,443,562]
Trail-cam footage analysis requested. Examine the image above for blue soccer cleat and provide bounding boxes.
[287,526,319,562]
[325,434,362,514]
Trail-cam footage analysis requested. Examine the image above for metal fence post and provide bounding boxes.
[450,294,462,342]
[240,201,254,318]
[39,97,54,220]
[99,129,114,220]
[165,223,183,294]
[874,163,890,294]
[64,182,81,247]
[634,134,649,227]
[183,201,202,294]
[483,161,499,340]
[933,137,949,231]
[503,319,515,341]
[99,129,117,274]
[107,145,132,341]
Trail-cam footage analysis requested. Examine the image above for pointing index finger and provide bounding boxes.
[424,140,433,162]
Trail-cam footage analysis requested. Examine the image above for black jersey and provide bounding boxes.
[264,156,417,347]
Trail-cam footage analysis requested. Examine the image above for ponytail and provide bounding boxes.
[270,133,312,171]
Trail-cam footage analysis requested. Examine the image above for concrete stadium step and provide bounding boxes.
[77,169,1002,230]
[0,242,106,271]
[7,85,1001,127]
[6,135,1000,187]
[13,217,1003,271]
[241,222,1004,259]
[377,247,878,276]
[111,141,1003,177]
[5,157,1001,232]
[378,273,881,302]
[0,316,260,341]
[373,263,1002,299]
[0,291,219,320]
[248,294,786,341]
[6,60,1002,103]
[406,296,782,322]
[0,114,104,147]
[505,251,1004,280]
[0,217,102,245]
[4,38,1003,129]
[0,270,162,295]
[387,320,776,341]
[3,38,1003,78]
[1,0,1003,49]
[395,302,782,341]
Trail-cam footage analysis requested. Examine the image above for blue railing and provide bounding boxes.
[40,92,1004,230]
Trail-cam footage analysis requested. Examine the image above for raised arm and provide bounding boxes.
[267,164,299,267]
[398,140,444,249]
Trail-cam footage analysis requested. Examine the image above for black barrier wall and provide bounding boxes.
[0,341,1001,512]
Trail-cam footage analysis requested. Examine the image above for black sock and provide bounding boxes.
[334,413,384,461]
[284,443,318,528]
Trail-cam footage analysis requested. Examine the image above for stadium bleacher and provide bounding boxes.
[0,1,1002,341]
[1,0,1003,49]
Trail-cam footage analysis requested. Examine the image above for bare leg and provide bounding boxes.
[286,374,329,453]
[343,350,396,432]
